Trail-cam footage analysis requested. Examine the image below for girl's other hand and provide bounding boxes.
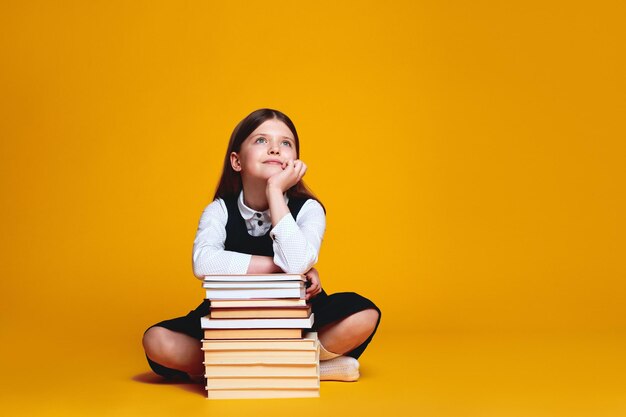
[304,267,322,300]
[267,159,307,193]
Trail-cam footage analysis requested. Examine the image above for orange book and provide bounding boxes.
[202,332,318,350]
[203,328,302,340]
[203,349,318,364]
[209,299,307,308]
[206,388,319,399]
[206,377,319,390]
[204,363,319,378]
[209,306,311,319]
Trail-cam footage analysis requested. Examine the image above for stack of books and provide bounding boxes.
[201,273,320,399]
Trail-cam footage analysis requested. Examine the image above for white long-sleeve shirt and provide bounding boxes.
[192,191,326,278]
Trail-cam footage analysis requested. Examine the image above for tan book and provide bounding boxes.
[206,388,319,399]
[206,377,319,390]
[203,328,302,340]
[204,363,319,378]
[210,306,311,319]
[204,349,317,364]
[202,333,318,351]
[209,299,307,308]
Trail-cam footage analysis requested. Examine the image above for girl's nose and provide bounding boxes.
[268,142,280,154]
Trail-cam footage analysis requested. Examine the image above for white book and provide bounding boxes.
[203,281,304,289]
[205,287,305,300]
[200,314,314,329]
[204,274,305,282]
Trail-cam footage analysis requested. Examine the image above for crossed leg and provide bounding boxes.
[317,308,380,355]
[143,326,204,377]
[142,308,380,379]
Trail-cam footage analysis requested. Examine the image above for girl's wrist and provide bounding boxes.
[266,183,285,196]
[266,182,290,227]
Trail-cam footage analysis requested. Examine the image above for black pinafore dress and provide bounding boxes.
[145,196,381,379]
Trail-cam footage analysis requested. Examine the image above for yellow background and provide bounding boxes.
[1,1,625,416]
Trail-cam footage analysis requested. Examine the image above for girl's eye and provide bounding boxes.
[255,137,267,143]
[282,141,292,147]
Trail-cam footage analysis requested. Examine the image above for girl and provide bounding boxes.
[143,108,381,382]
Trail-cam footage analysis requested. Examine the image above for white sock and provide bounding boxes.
[319,356,360,382]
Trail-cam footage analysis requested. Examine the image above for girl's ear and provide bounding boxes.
[230,152,242,172]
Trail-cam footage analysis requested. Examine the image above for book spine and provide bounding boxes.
[200,314,313,329]
[204,287,304,299]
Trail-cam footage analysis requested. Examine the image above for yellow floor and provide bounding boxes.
[2,328,625,417]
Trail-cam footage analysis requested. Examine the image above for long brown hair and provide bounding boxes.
[214,108,324,211]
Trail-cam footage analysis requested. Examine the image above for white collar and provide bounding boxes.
[237,190,289,220]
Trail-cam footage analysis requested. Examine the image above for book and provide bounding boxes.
[206,388,319,399]
[204,363,319,378]
[203,274,306,282]
[203,281,305,289]
[209,299,307,308]
[206,377,319,390]
[201,314,314,329]
[209,306,311,319]
[205,287,305,299]
[203,328,303,340]
[201,274,320,400]
[203,349,318,364]
[202,332,318,350]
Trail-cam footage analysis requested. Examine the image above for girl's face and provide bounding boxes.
[231,119,298,182]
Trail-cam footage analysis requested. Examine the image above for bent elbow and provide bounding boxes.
[283,255,318,275]
[282,266,305,275]
[192,264,204,280]
[192,246,218,279]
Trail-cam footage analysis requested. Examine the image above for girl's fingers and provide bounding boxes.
[305,275,321,299]
[281,160,304,187]
[293,161,306,182]
[298,163,307,181]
